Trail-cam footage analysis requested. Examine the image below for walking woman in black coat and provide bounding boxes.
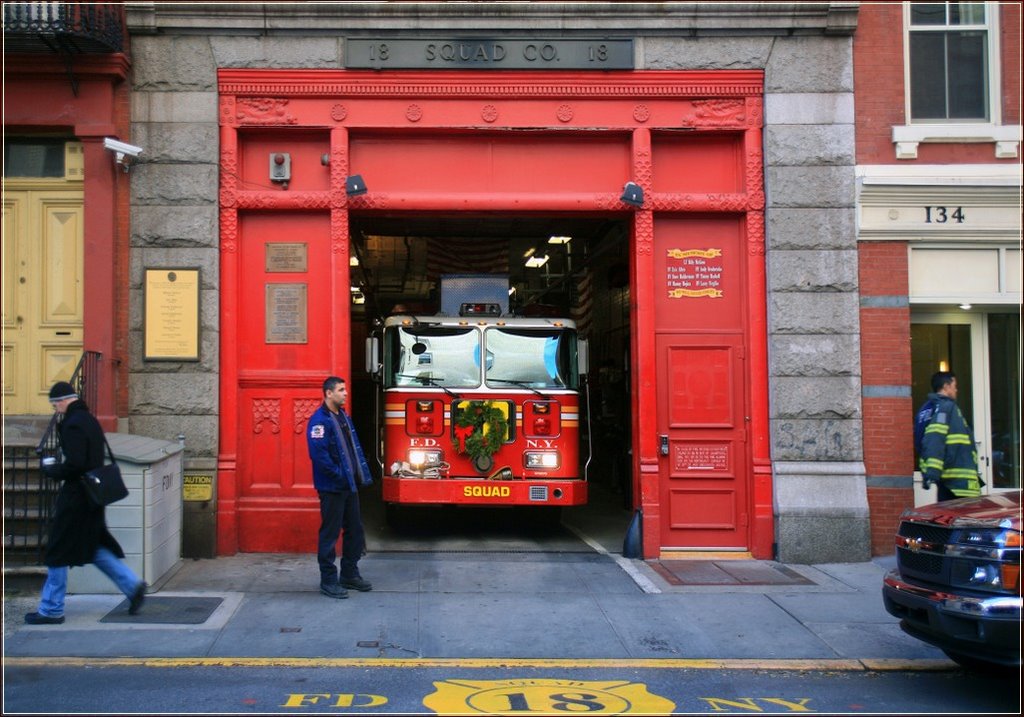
[25,382,147,625]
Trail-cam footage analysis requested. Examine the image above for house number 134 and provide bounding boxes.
[924,206,965,223]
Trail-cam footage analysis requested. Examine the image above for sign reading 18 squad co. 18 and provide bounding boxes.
[346,38,634,70]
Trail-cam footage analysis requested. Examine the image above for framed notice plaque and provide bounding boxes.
[266,283,308,344]
[144,268,200,361]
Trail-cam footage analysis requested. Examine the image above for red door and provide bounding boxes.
[656,333,749,549]
[234,212,333,551]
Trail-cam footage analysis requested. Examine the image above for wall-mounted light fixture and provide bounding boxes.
[346,174,367,196]
[548,235,571,245]
[525,254,549,268]
[959,302,972,310]
[620,181,644,208]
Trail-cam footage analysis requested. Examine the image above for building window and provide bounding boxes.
[907,2,990,122]
[2,139,67,178]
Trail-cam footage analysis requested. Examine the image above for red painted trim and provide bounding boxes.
[79,139,118,427]
[3,53,129,429]
[217,110,241,556]
[744,109,773,560]
[217,69,768,556]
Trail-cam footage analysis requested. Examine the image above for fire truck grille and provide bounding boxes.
[529,486,549,501]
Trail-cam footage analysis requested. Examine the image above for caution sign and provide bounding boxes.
[424,678,675,714]
[183,473,214,502]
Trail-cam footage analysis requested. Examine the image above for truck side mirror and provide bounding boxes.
[365,337,381,379]
[578,339,589,376]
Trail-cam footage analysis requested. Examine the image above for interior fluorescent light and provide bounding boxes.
[524,254,549,268]
[548,236,571,244]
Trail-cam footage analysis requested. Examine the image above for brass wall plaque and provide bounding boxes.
[144,268,200,361]
[265,243,307,273]
[266,283,307,344]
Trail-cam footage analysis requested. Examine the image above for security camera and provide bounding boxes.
[103,137,143,159]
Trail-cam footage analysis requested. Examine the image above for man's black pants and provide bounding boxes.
[317,490,365,585]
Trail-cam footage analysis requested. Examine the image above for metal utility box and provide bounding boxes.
[68,434,184,594]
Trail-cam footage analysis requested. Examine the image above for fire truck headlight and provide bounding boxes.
[409,449,442,469]
[525,451,560,469]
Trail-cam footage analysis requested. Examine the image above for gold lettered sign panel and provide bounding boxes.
[144,268,200,361]
[666,248,724,299]
[266,283,308,344]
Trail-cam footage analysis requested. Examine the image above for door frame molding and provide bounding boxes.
[216,69,770,557]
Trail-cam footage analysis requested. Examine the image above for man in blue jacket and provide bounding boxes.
[307,376,373,598]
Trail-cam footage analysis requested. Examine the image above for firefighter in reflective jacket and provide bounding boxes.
[918,371,981,501]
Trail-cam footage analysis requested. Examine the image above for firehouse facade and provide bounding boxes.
[113,3,869,562]
[7,3,1018,569]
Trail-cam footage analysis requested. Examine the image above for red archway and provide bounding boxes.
[217,70,772,558]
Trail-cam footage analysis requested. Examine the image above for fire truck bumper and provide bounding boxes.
[383,476,587,506]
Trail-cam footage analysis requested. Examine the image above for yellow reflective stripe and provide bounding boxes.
[943,469,979,479]
[922,458,944,471]
[924,423,948,435]
[946,434,972,445]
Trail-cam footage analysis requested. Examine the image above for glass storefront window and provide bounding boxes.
[911,322,973,426]
[987,314,1020,489]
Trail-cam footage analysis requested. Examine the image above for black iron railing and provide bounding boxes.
[36,350,101,457]
[3,351,102,567]
[2,3,125,54]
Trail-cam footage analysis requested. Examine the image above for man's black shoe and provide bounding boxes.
[340,576,373,592]
[320,583,349,599]
[129,582,147,615]
[25,612,65,625]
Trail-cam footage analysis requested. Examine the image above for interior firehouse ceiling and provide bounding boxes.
[348,213,626,315]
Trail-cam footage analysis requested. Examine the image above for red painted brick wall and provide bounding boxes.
[868,487,913,556]
[860,241,915,554]
[858,241,908,298]
[854,4,905,165]
[1001,4,1021,125]
[854,4,1021,165]
[863,396,914,475]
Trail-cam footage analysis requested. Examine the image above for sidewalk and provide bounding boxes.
[3,531,952,667]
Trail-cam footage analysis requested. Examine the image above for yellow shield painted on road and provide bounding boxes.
[424,678,676,714]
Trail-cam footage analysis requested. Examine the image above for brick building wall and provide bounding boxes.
[859,241,914,555]
[855,3,1021,166]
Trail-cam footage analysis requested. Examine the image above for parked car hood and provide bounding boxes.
[899,493,1021,529]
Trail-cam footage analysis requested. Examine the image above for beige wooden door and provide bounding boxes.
[2,187,84,414]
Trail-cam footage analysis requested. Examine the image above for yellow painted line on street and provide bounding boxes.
[1,656,954,671]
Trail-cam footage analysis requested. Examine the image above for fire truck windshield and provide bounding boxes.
[382,324,579,392]
[484,327,579,391]
[384,326,482,389]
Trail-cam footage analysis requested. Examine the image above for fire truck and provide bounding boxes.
[366,275,590,516]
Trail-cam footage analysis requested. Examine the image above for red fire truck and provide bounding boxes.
[366,275,590,516]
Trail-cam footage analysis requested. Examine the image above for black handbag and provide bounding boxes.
[82,436,129,507]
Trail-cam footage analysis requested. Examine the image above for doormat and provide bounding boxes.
[100,596,223,624]
[651,560,815,586]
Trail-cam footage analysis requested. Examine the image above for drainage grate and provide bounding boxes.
[100,596,223,624]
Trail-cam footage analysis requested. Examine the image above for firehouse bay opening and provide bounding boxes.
[348,213,634,543]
